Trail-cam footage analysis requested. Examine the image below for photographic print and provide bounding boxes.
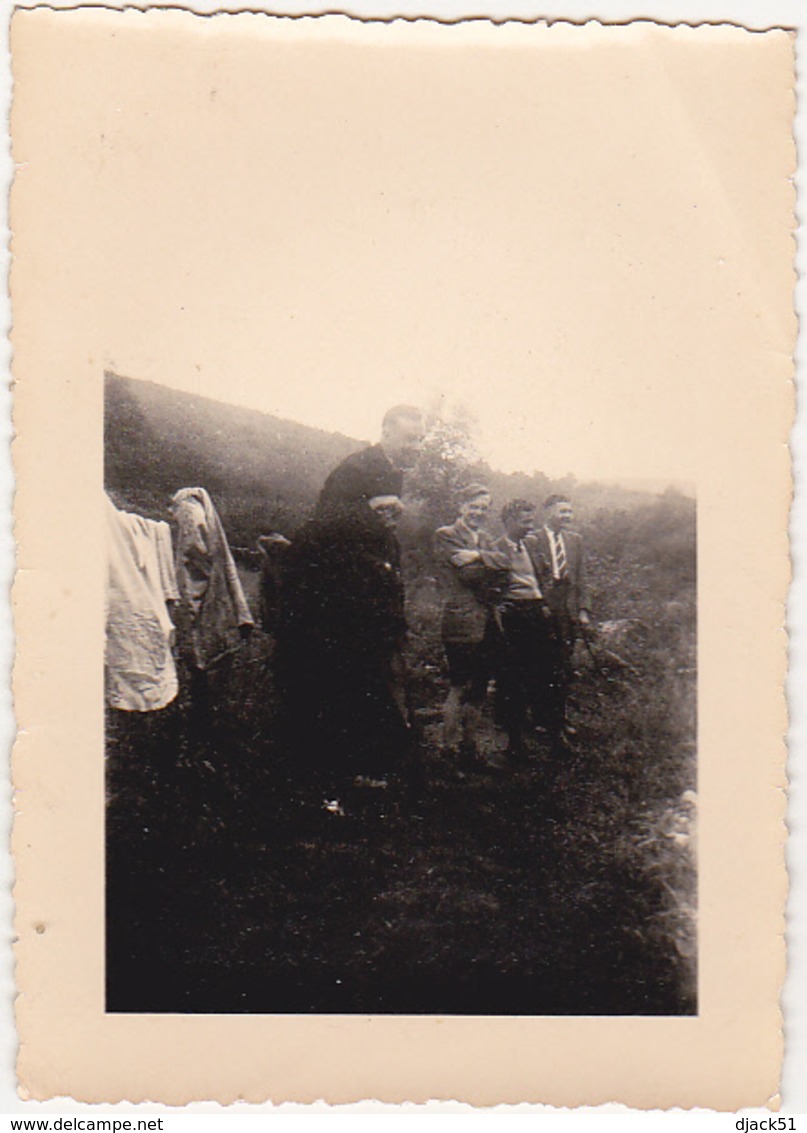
[104,377,697,1016]
[11,9,791,1105]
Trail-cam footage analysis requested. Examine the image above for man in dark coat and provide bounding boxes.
[316,404,425,517]
[276,406,423,798]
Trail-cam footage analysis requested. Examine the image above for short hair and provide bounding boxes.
[382,404,423,431]
[544,493,571,510]
[457,482,491,505]
[501,498,536,525]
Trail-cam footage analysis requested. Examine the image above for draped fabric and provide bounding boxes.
[105,496,179,712]
[170,487,254,671]
[154,520,180,604]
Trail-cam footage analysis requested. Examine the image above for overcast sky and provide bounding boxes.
[43,14,789,485]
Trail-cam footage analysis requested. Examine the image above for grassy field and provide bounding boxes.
[106,499,697,1016]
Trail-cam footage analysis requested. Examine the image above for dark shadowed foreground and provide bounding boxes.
[107,562,696,1016]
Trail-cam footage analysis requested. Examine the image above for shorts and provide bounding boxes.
[444,641,492,705]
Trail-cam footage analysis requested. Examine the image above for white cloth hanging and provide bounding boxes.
[105,496,179,712]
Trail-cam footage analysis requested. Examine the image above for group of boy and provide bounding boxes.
[435,485,589,771]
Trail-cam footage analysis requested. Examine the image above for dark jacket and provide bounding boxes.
[524,526,587,619]
[317,445,403,516]
[281,506,406,659]
[275,502,409,771]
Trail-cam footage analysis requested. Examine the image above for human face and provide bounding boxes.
[506,507,535,542]
[460,494,491,530]
[547,501,574,531]
[372,499,404,530]
[383,414,425,470]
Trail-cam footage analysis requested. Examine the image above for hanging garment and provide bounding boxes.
[170,487,254,671]
[105,496,179,712]
[153,519,180,605]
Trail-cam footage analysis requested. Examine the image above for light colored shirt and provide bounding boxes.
[105,497,179,712]
[504,537,543,600]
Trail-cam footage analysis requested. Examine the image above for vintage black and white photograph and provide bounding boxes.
[104,373,697,1016]
[11,3,796,1104]
[97,13,706,1016]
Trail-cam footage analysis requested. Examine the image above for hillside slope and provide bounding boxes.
[104,371,692,556]
[104,371,363,542]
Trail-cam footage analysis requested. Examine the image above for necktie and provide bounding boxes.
[555,533,568,579]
